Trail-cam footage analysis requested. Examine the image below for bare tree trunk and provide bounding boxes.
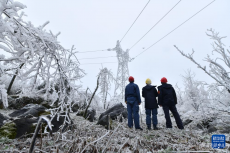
[104,91,108,109]
[7,63,25,94]
[84,75,100,118]
[83,88,89,109]
[29,118,42,153]
[29,117,52,153]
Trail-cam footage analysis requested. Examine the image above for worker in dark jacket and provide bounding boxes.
[125,76,143,130]
[158,77,184,129]
[142,78,159,130]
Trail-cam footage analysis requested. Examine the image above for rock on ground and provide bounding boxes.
[13,118,38,138]
[85,109,96,122]
[97,103,127,128]
[7,96,50,109]
[9,104,47,118]
[72,103,79,112]
[76,108,96,122]
[209,115,230,134]
[51,113,73,132]
[207,125,217,133]
[0,113,8,128]
[182,119,193,126]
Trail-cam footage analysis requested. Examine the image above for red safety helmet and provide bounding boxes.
[129,76,134,82]
[161,77,167,83]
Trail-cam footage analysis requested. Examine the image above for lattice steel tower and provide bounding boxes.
[112,40,130,101]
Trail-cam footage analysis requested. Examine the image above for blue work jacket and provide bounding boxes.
[125,82,141,104]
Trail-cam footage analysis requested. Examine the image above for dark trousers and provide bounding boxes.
[127,101,140,129]
[145,108,158,128]
[162,105,184,129]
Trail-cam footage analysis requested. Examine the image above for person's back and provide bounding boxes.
[125,82,140,103]
[142,84,158,109]
[158,77,184,129]
[158,83,177,106]
[125,76,142,130]
[142,78,159,130]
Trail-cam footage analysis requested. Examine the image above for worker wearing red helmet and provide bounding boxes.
[158,77,184,129]
[125,76,143,130]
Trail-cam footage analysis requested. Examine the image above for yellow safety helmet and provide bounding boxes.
[146,78,151,84]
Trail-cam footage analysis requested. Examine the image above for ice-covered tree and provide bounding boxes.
[175,29,230,93]
[98,67,114,109]
[174,83,184,106]
[0,84,8,108]
[207,83,230,112]
[181,70,208,111]
[0,0,85,128]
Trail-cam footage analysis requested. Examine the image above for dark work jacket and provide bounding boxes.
[157,83,177,106]
[125,82,141,104]
[142,85,158,109]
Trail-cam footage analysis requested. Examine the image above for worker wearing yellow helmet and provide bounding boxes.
[142,78,159,130]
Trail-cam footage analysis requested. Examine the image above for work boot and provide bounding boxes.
[147,126,151,130]
[136,127,143,131]
[128,126,133,129]
[153,125,158,130]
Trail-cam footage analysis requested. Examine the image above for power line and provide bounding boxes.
[129,0,182,51]
[77,49,115,53]
[78,56,116,60]
[120,0,151,43]
[133,0,216,59]
[80,62,117,65]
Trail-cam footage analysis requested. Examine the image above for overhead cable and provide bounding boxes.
[77,49,115,53]
[120,0,151,43]
[78,56,116,60]
[80,62,117,65]
[129,0,182,51]
[133,0,216,59]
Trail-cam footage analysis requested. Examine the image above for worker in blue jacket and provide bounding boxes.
[125,76,143,130]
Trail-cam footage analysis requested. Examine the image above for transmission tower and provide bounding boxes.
[112,40,130,101]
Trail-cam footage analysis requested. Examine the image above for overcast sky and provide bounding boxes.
[18,0,230,99]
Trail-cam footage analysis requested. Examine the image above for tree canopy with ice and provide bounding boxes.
[0,0,85,127]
